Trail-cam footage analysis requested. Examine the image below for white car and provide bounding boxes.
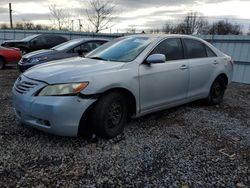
[13,35,233,138]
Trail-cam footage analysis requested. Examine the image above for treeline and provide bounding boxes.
[0,22,53,31]
[149,12,249,35]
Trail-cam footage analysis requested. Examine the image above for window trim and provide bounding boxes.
[205,45,217,57]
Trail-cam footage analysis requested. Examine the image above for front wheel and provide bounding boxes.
[206,77,226,105]
[0,57,6,70]
[90,92,128,139]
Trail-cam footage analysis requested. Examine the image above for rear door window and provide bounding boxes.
[150,38,184,61]
[45,35,60,46]
[184,39,207,59]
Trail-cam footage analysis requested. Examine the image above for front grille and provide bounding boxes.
[15,80,38,94]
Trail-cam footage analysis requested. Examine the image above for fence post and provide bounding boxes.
[3,30,6,40]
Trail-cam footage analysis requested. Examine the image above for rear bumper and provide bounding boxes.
[13,88,96,137]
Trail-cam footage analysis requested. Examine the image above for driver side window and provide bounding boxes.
[150,38,184,61]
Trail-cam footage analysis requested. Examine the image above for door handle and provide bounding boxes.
[179,65,188,70]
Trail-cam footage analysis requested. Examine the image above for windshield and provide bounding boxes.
[86,36,155,62]
[52,39,83,51]
[21,35,39,41]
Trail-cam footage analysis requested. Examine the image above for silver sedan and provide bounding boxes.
[12,35,233,138]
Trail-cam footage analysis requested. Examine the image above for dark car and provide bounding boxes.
[1,34,68,54]
[18,38,109,72]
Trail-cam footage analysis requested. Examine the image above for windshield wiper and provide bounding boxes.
[88,57,108,61]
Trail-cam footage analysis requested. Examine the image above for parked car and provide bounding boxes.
[0,47,22,70]
[18,38,109,72]
[12,35,233,139]
[1,34,67,55]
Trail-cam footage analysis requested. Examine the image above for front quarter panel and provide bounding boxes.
[81,61,140,113]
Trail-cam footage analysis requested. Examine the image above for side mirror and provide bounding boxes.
[32,40,37,45]
[146,54,166,64]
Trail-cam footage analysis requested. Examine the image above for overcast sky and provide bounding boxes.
[0,0,250,32]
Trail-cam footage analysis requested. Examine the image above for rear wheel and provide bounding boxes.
[0,57,6,70]
[206,77,226,105]
[90,92,128,139]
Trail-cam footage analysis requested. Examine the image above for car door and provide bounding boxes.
[31,36,46,51]
[139,38,189,112]
[183,38,218,99]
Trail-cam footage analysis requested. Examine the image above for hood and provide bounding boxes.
[23,57,124,84]
[0,46,20,52]
[2,40,24,44]
[23,49,59,59]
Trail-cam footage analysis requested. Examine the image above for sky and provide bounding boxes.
[0,0,250,33]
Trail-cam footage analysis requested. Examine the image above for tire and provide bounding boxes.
[90,92,128,139]
[0,57,5,70]
[206,77,226,105]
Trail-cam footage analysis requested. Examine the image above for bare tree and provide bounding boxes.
[49,4,71,30]
[86,0,116,33]
[173,12,208,34]
[162,23,175,34]
[208,20,242,35]
[22,20,35,30]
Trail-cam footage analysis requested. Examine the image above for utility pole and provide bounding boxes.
[9,3,13,29]
[71,20,74,31]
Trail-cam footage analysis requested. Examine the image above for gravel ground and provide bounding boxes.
[0,67,250,188]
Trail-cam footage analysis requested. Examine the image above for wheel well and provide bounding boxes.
[0,55,6,62]
[101,88,137,117]
[77,88,137,137]
[0,55,6,64]
[216,73,228,86]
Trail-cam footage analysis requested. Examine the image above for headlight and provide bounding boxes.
[38,82,89,96]
[30,57,48,64]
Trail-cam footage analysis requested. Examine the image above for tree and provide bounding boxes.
[86,0,116,33]
[162,23,175,34]
[49,4,71,30]
[22,20,35,30]
[208,20,242,35]
[0,23,9,29]
[173,12,208,34]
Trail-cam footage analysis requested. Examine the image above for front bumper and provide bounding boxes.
[12,76,96,137]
